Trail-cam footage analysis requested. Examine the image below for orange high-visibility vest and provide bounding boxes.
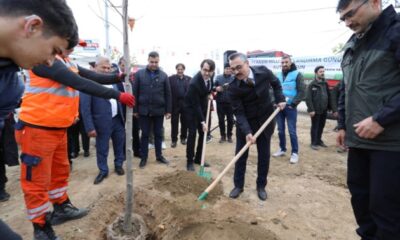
[19,56,80,128]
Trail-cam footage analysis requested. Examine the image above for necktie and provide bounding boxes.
[247,78,254,87]
[206,80,210,91]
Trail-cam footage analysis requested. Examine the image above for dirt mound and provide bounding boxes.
[152,170,224,202]
[134,187,280,240]
[175,221,279,240]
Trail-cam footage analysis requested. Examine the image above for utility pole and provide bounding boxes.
[104,0,111,57]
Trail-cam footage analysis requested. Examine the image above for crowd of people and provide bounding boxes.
[1,0,400,239]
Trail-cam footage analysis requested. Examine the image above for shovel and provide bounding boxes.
[198,107,280,201]
[198,98,212,181]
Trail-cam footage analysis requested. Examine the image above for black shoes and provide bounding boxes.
[0,189,10,202]
[310,144,320,150]
[194,160,210,167]
[50,199,89,226]
[83,151,90,157]
[229,187,243,199]
[156,156,169,165]
[70,152,78,159]
[227,137,233,143]
[171,142,177,148]
[257,188,267,201]
[319,142,328,148]
[181,139,187,145]
[139,159,147,168]
[115,167,125,176]
[93,172,108,185]
[186,162,195,171]
[219,136,226,143]
[33,221,60,240]
[139,157,169,168]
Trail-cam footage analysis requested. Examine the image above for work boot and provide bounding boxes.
[33,221,60,240]
[50,199,88,226]
[0,188,10,202]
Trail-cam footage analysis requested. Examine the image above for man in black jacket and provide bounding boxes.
[227,53,286,201]
[169,63,191,148]
[305,66,331,150]
[337,0,400,238]
[133,51,172,168]
[184,59,215,171]
[215,63,234,143]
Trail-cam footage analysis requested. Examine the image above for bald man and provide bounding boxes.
[80,56,126,185]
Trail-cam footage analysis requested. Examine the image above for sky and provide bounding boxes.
[67,0,398,75]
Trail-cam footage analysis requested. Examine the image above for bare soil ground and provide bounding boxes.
[0,112,358,240]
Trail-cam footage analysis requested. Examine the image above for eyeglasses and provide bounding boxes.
[201,68,214,73]
[230,65,243,72]
[339,0,369,24]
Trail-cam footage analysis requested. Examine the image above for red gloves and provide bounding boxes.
[119,92,135,107]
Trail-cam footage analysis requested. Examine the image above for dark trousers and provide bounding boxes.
[171,99,187,142]
[348,148,400,240]
[186,114,204,163]
[0,153,5,190]
[310,112,327,145]
[0,220,22,240]
[217,102,234,138]
[67,119,89,157]
[234,119,275,189]
[132,116,140,156]
[139,115,164,160]
[0,116,18,190]
[95,115,125,174]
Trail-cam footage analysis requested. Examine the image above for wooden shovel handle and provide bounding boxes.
[203,107,280,194]
[200,98,212,166]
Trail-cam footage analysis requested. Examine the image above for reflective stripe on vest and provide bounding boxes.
[19,57,80,128]
[277,70,298,105]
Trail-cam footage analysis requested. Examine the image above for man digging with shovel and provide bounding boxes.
[227,53,286,201]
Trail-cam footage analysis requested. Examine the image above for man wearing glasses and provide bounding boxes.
[184,59,215,171]
[227,53,286,201]
[336,0,400,238]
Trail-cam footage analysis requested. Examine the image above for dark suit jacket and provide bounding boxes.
[168,74,191,111]
[184,71,213,122]
[80,84,125,134]
[227,66,285,136]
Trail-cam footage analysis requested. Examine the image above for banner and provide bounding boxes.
[249,55,343,80]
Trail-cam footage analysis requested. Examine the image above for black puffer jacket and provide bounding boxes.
[133,68,172,116]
